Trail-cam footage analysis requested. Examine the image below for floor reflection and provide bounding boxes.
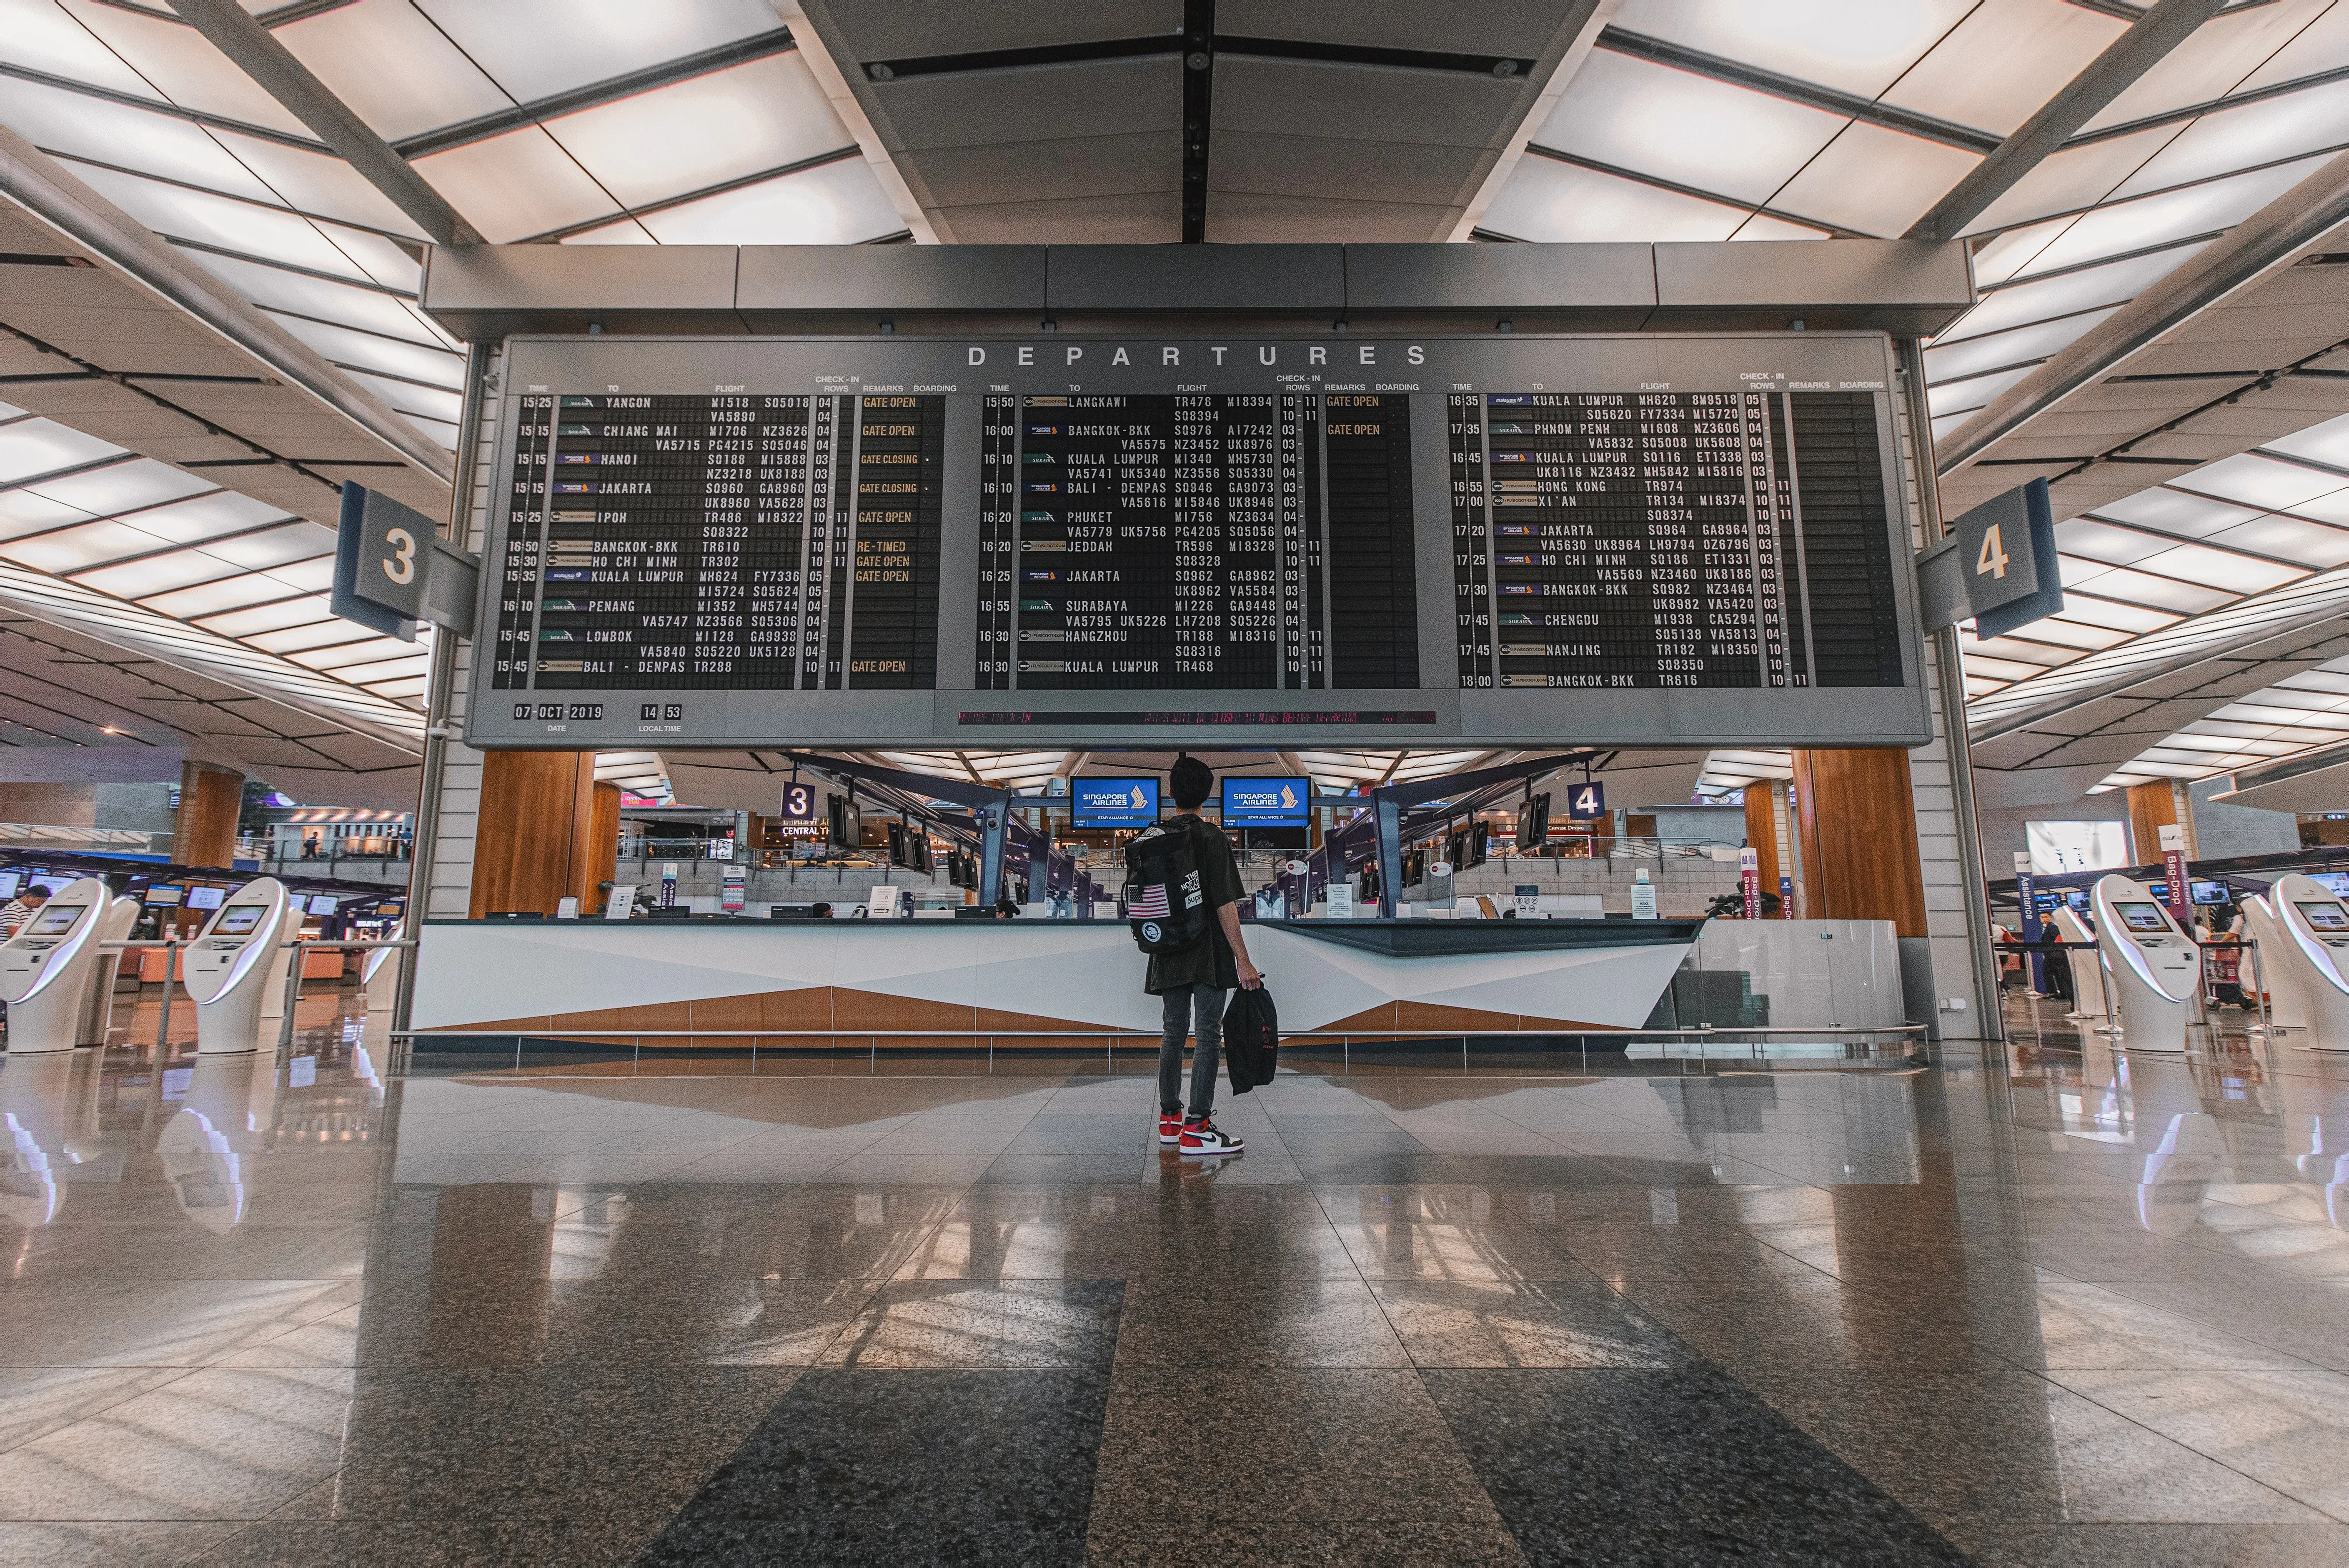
[1,991,2348,1562]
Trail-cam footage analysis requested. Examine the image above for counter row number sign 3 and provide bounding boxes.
[331,484,481,643]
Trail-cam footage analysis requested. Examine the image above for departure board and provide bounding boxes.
[473,335,1931,749]
[987,392,1415,690]
[1448,389,1901,690]
[490,393,940,692]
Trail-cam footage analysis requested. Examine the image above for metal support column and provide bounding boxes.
[393,343,490,1036]
[1374,794,1404,919]
[1900,338,2003,1037]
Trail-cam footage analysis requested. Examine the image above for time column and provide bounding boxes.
[979,394,1017,689]
[492,393,553,691]
[1449,393,1490,688]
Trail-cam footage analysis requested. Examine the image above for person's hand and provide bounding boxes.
[1237,958,1263,990]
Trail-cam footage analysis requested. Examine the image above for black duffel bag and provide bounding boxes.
[1222,985,1279,1093]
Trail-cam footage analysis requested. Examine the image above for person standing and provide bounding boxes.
[1149,757,1262,1156]
[0,884,50,938]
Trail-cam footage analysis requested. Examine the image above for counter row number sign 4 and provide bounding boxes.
[1916,477,2062,638]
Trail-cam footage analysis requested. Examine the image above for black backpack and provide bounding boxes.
[1222,986,1279,1092]
[1123,822,1210,954]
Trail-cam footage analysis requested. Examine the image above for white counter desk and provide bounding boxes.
[410,915,1711,1049]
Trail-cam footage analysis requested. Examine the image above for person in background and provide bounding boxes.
[1148,756,1263,1157]
[0,884,50,938]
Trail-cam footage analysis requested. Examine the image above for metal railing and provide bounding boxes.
[1990,936,2274,1040]
[0,822,171,855]
[93,937,413,1054]
[391,1019,1927,1074]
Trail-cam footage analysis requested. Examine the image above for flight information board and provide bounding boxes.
[1448,389,1900,690]
[988,392,1414,689]
[473,335,1929,749]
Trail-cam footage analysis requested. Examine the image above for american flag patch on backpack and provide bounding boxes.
[1127,883,1170,918]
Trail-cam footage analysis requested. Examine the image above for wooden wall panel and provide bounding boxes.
[1791,748,1928,938]
[2126,780,2183,863]
[470,750,599,918]
[174,763,241,870]
[579,781,622,913]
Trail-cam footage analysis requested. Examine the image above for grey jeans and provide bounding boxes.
[1158,983,1227,1118]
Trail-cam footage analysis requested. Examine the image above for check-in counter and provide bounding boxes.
[411,915,1710,1048]
[136,948,188,984]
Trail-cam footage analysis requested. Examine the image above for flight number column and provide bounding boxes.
[1642,393,1761,689]
[749,396,811,688]
[1177,395,1280,685]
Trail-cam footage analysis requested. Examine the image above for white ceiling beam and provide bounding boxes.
[1447,0,1620,242]
[769,0,940,243]
[0,124,453,487]
[163,0,483,248]
[1937,145,2349,475]
[1908,0,2227,242]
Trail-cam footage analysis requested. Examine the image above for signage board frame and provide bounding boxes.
[468,333,1931,750]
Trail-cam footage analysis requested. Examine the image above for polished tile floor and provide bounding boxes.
[6,990,2349,1563]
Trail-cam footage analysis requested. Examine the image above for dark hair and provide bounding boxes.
[1170,755,1214,809]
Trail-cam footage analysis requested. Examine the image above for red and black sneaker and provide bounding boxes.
[1180,1115,1242,1156]
[1157,1112,1183,1147]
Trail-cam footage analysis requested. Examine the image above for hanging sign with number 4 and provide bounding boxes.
[1915,477,2060,638]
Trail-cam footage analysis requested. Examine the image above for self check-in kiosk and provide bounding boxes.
[2266,873,2349,1050]
[2090,874,2199,1053]
[2241,894,2309,1032]
[0,878,120,1053]
[2052,905,2107,1021]
[185,878,293,1055]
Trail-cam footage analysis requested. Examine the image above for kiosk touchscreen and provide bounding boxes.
[2052,905,2106,1021]
[2269,873,2349,1050]
[0,878,118,1054]
[2089,875,2199,1053]
[184,879,292,1055]
[2241,894,2309,1033]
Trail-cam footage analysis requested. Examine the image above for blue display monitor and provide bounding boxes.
[1071,777,1159,828]
[1221,776,1309,827]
